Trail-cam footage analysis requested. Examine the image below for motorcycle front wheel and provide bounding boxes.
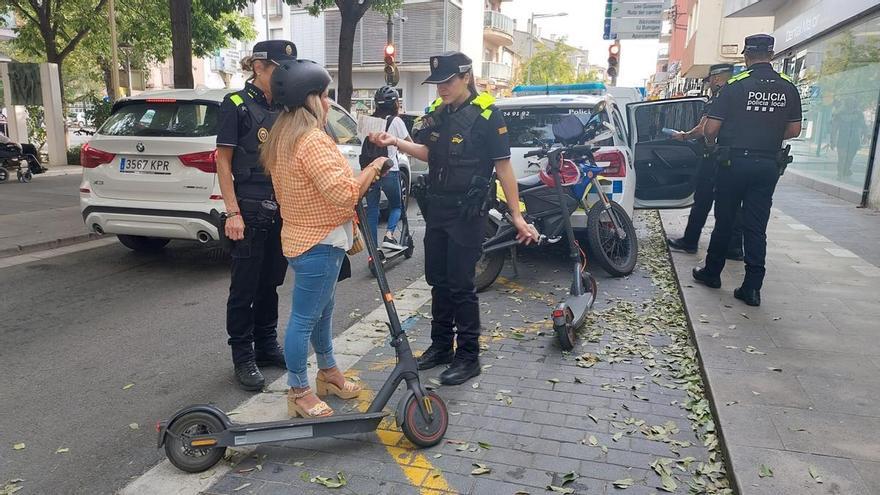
[586,201,638,277]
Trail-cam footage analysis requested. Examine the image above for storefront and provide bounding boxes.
[769,0,880,205]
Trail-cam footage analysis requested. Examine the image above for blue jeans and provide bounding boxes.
[366,170,402,244]
[284,244,344,388]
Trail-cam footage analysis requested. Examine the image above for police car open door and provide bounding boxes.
[626,97,707,208]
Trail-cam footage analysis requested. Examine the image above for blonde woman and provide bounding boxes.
[260,60,387,418]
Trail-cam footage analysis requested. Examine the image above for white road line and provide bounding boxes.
[786,223,811,231]
[119,277,432,495]
[824,247,858,258]
[851,265,880,277]
[0,238,116,269]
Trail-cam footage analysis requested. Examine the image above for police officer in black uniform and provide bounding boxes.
[370,52,538,385]
[216,40,297,390]
[692,35,802,306]
[668,63,744,260]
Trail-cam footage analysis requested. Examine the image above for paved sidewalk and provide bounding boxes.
[128,212,733,495]
[661,198,880,494]
[0,172,94,258]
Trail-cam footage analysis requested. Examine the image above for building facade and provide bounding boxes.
[726,0,880,207]
[480,0,515,95]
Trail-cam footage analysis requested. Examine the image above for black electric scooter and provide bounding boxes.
[369,176,415,276]
[158,178,448,473]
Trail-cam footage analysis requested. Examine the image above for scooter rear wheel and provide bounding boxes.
[400,392,448,448]
[554,306,576,351]
[164,411,226,473]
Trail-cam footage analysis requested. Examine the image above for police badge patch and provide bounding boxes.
[285,44,293,56]
[258,127,269,143]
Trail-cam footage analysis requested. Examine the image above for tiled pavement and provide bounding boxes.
[661,193,880,495]
[199,212,731,495]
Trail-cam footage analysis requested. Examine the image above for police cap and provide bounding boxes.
[252,40,298,64]
[423,52,473,84]
[704,63,734,81]
[742,34,774,54]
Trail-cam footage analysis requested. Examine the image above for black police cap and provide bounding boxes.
[704,63,734,81]
[252,40,297,64]
[423,52,473,85]
[742,34,774,54]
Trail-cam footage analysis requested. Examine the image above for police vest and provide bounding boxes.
[229,89,280,199]
[423,93,496,194]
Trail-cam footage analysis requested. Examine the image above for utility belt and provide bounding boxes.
[714,145,793,176]
[417,175,491,219]
[219,198,279,250]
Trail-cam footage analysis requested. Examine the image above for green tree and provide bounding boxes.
[514,39,577,86]
[191,0,403,111]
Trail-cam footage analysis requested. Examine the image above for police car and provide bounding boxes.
[496,83,709,228]
[79,88,408,252]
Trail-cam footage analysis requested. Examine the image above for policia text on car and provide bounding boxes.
[370,52,539,385]
[692,34,802,307]
[215,40,298,390]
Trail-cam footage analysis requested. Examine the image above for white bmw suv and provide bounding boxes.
[80,88,408,252]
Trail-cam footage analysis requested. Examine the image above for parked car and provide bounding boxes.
[494,93,708,228]
[79,88,411,252]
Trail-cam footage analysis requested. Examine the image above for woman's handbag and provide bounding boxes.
[347,224,364,255]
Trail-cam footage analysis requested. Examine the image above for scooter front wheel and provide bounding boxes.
[400,392,448,448]
[164,411,226,473]
[554,306,576,351]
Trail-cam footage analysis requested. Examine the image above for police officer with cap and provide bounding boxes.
[668,63,744,260]
[692,34,802,306]
[370,52,538,385]
[215,39,297,390]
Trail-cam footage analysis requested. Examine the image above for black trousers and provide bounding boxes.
[682,158,744,251]
[226,201,288,364]
[423,211,484,362]
[705,157,780,290]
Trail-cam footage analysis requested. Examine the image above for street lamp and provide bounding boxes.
[118,42,133,97]
[526,12,567,85]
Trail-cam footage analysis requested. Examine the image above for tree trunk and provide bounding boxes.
[169,0,194,89]
[336,15,358,112]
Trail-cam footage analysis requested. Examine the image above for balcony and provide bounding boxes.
[484,11,514,46]
[482,61,512,83]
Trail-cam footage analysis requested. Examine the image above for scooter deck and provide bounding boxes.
[224,411,389,447]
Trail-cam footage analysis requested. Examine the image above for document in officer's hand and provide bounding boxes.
[357,115,388,139]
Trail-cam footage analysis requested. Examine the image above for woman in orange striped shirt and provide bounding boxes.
[261,60,387,418]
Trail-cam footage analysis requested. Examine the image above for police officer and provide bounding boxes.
[668,63,744,260]
[370,52,538,385]
[692,35,802,306]
[216,40,297,390]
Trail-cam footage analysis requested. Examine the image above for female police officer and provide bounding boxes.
[371,52,538,385]
[215,40,297,390]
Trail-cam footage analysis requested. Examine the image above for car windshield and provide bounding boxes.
[501,105,600,147]
[99,102,219,137]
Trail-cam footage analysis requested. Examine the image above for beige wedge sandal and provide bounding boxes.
[315,370,363,400]
[288,388,334,418]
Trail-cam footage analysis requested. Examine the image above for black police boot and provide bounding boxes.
[255,342,287,369]
[667,237,698,254]
[734,287,761,307]
[234,360,266,391]
[417,346,454,371]
[692,267,722,289]
[439,357,481,386]
[725,249,744,261]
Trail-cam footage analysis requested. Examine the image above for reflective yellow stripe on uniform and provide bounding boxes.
[471,92,496,110]
[428,97,443,112]
[727,70,752,84]
[229,94,244,106]
[780,73,793,83]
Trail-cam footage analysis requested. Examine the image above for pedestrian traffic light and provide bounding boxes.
[384,43,399,86]
[607,42,621,83]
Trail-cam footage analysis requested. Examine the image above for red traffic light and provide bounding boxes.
[384,44,395,57]
[609,43,621,56]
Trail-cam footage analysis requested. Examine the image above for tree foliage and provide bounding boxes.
[513,38,601,87]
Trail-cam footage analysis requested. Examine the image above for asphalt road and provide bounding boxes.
[0,209,427,494]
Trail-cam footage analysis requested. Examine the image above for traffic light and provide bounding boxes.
[384,43,399,86]
[607,42,620,84]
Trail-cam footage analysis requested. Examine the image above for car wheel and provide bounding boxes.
[117,235,171,253]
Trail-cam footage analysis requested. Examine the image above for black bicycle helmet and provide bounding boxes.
[374,85,399,107]
[271,59,332,110]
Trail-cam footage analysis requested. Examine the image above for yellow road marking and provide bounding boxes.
[346,370,455,494]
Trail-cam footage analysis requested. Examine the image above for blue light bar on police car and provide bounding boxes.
[511,82,607,96]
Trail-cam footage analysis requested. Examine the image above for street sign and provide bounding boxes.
[603,30,663,40]
[604,17,662,33]
[605,2,664,18]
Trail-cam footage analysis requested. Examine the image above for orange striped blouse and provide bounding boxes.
[270,128,360,258]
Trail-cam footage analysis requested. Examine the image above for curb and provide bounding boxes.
[0,233,103,259]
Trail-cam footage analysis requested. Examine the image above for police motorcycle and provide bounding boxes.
[159,165,449,472]
[474,107,638,350]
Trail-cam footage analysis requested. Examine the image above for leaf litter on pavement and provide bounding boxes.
[569,211,732,494]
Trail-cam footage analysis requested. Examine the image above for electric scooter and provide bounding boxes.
[369,176,415,276]
[158,176,448,473]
